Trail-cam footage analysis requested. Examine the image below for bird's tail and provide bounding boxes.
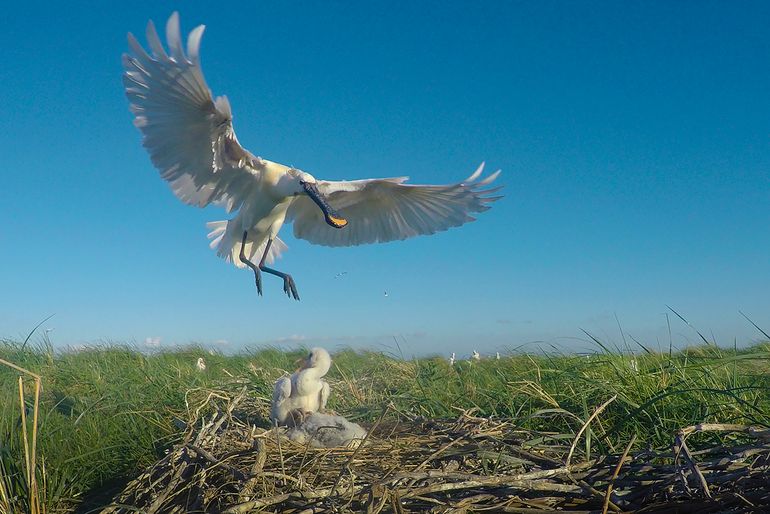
[206,221,288,268]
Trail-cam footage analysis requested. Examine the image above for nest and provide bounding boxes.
[100,391,770,513]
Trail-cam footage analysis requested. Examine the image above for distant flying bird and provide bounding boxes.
[334,271,348,279]
[196,357,206,371]
[122,13,502,300]
[271,347,331,426]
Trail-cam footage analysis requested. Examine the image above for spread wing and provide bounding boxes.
[270,375,292,425]
[122,12,271,212]
[286,163,502,247]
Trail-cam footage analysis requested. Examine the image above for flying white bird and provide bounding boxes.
[271,347,332,426]
[122,13,502,300]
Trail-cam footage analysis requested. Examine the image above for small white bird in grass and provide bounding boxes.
[271,347,331,426]
[495,352,500,360]
[471,350,481,362]
[449,352,456,366]
[196,357,206,372]
[122,13,502,300]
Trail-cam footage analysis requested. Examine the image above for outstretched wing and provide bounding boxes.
[286,163,502,247]
[270,375,292,425]
[122,12,273,212]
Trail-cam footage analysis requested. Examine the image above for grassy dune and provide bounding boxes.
[1,339,768,512]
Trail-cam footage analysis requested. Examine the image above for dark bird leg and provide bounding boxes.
[239,231,262,296]
[240,232,300,300]
[259,239,300,301]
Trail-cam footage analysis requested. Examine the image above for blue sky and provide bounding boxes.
[1,1,768,356]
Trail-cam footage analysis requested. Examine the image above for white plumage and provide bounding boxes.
[123,13,501,299]
[286,412,367,448]
[271,348,332,426]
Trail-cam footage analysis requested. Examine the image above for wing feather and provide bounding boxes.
[123,12,267,212]
[270,375,292,425]
[319,381,330,411]
[286,163,501,247]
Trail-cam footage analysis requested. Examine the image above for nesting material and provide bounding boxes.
[99,393,770,514]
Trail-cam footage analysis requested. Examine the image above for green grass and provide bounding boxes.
[1,338,768,512]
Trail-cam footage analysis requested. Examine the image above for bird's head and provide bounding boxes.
[289,170,348,229]
[295,347,332,376]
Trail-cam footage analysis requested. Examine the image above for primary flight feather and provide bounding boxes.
[123,12,502,300]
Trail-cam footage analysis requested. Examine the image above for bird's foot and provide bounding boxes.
[286,409,302,427]
[286,409,311,427]
[283,274,300,301]
[252,267,263,296]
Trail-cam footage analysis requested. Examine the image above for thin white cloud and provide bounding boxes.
[272,334,307,344]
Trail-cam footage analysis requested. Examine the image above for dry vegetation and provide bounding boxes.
[0,338,769,512]
[100,390,770,513]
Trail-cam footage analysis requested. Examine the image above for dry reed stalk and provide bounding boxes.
[0,357,43,514]
[601,433,636,514]
[565,394,617,468]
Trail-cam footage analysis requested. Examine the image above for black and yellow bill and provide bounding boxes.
[303,181,349,230]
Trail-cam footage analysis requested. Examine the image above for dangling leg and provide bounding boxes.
[258,239,300,301]
[239,231,262,296]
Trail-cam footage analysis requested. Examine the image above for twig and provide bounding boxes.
[400,476,583,497]
[222,483,366,513]
[240,438,266,501]
[674,431,711,498]
[679,423,770,441]
[185,444,248,482]
[329,404,389,496]
[601,433,636,514]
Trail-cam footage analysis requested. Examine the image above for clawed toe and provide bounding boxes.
[284,275,300,301]
[255,270,263,296]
